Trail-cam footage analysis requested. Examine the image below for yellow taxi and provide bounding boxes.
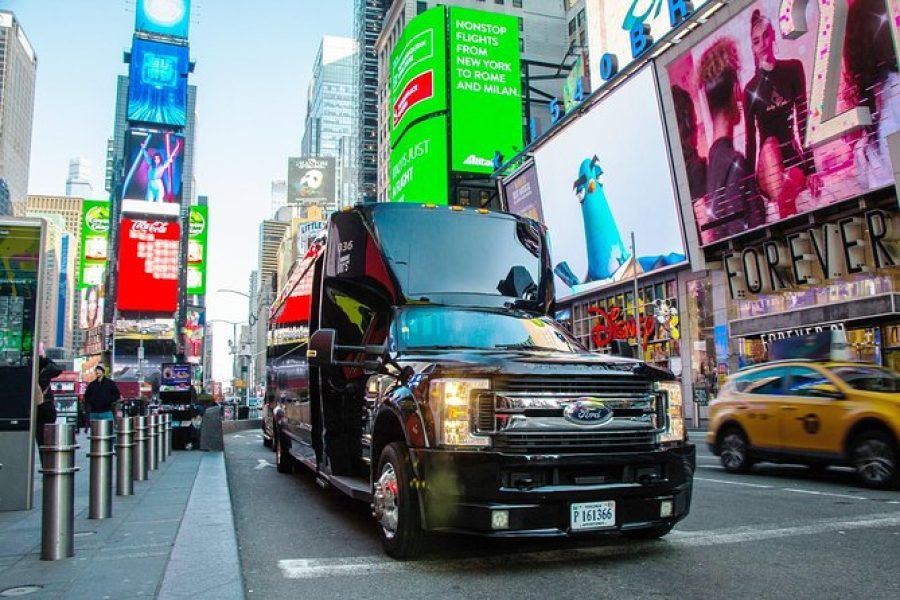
[706,361,900,489]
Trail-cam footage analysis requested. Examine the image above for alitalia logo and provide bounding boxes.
[463,154,492,167]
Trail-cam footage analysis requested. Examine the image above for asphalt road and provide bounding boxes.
[224,431,900,600]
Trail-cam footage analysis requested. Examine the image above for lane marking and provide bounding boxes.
[277,512,900,579]
[695,477,774,489]
[254,459,275,470]
[781,488,869,501]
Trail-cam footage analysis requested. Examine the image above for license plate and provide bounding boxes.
[570,501,616,531]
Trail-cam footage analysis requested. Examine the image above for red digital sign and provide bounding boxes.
[117,218,180,312]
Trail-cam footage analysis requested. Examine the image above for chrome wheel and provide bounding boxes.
[853,437,895,486]
[374,463,400,539]
[720,430,751,472]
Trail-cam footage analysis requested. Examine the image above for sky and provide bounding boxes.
[4,0,353,383]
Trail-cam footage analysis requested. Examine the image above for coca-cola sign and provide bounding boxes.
[117,218,180,312]
[131,220,169,234]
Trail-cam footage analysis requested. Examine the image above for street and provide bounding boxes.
[225,431,900,600]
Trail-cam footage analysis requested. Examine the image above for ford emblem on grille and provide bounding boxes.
[563,399,613,426]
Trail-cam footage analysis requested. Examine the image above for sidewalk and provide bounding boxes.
[0,431,243,599]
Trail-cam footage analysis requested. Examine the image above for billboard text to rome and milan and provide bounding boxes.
[663,0,900,246]
[116,218,181,313]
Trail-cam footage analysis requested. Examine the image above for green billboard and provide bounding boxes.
[448,8,523,173]
[389,115,449,205]
[78,200,110,289]
[389,6,447,143]
[187,205,208,295]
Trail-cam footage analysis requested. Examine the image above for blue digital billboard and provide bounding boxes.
[136,0,191,39]
[128,38,189,127]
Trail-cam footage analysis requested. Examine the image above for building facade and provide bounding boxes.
[0,11,37,215]
[375,0,569,202]
[354,0,390,203]
[65,157,94,197]
[270,178,287,217]
[301,36,359,209]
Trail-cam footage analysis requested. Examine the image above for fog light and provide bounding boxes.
[660,500,674,518]
[491,509,509,530]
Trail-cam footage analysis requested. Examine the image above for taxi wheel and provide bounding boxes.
[851,431,897,489]
[374,442,425,560]
[719,427,754,473]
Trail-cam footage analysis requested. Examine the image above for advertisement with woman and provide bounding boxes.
[123,130,184,204]
[666,0,899,246]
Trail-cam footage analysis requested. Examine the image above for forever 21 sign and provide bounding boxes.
[724,209,898,299]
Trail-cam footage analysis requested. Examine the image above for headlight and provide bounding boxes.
[429,378,490,447]
[657,381,686,443]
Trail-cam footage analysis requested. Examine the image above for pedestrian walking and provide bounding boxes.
[35,356,63,466]
[84,365,121,424]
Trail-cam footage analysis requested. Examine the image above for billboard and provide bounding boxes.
[123,129,184,205]
[115,317,176,340]
[287,157,336,206]
[187,205,208,295]
[585,0,712,91]
[448,8,523,173]
[664,0,900,246]
[501,163,543,222]
[183,306,205,363]
[389,6,448,142]
[116,218,180,313]
[79,285,105,330]
[531,66,687,301]
[127,37,189,127]
[160,363,191,392]
[389,115,449,204]
[78,200,110,289]
[136,0,191,39]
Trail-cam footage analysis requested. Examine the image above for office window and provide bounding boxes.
[568,18,576,35]
[513,0,523,7]
[495,0,504,4]
[577,8,585,27]
[417,1,427,14]
[519,37,524,52]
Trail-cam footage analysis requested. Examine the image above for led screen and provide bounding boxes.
[127,37,189,126]
[79,285,105,330]
[79,200,110,289]
[664,0,900,246]
[448,8,523,173]
[389,115,449,204]
[183,306,204,363]
[136,0,191,39]
[531,66,687,301]
[389,7,448,142]
[116,218,180,313]
[187,205,208,295]
[287,157,336,207]
[160,362,191,392]
[124,129,184,204]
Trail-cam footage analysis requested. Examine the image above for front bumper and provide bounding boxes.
[409,444,695,536]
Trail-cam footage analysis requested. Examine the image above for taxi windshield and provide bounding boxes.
[395,307,583,353]
[828,366,900,393]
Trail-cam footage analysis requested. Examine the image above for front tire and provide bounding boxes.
[622,523,675,540]
[719,427,754,473]
[851,430,897,489]
[374,442,425,559]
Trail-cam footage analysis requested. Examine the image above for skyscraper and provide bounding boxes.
[353,0,390,203]
[271,178,287,216]
[65,157,94,197]
[0,11,38,215]
[301,36,359,209]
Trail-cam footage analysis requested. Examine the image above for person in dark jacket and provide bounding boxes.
[35,356,63,464]
[84,365,121,423]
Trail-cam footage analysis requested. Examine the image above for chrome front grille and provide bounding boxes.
[494,430,657,452]
[495,374,652,398]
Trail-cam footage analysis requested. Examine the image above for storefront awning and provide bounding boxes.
[730,294,900,338]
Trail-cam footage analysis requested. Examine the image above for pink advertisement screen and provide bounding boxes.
[666,0,899,246]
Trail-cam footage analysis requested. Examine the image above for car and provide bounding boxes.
[707,360,900,488]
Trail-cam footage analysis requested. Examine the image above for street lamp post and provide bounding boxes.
[208,319,247,398]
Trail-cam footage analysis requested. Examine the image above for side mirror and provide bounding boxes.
[611,340,634,359]
[804,383,845,400]
[307,329,335,368]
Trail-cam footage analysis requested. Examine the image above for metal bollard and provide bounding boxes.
[156,414,165,464]
[163,414,172,459]
[147,414,159,471]
[40,423,79,561]
[116,417,134,496]
[132,416,148,482]
[88,420,114,519]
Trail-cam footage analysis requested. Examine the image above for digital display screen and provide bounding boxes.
[389,115,449,204]
[287,157,336,207]
[123,129,184,204]
[79,200,110,289]
[116,218,180,313]
[127,37,189,127]
[187,205,208,295]
[136,0,191,39]
[0,222,42,430]
[160,362,192,392]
